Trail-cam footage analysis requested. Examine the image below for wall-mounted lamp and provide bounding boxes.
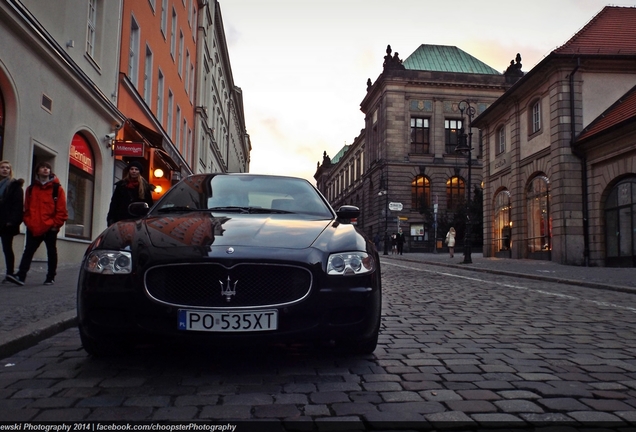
[154,185,163,194]
[153,168,164,178]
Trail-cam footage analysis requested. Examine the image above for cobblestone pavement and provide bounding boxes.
[1,259,636,428]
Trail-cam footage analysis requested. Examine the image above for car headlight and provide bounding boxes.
[85,250,132,274]
[327,252,375,276]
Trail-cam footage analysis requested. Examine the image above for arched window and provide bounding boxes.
[411,175,430,212]
[494,190,511,251]
[526,176,550,253]
[446,176,465,211]
[67,133,95,240]
[605,177,636,267]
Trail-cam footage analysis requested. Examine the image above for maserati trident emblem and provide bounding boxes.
[220,276,238,302]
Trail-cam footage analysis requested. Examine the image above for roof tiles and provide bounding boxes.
[555,6,636,56]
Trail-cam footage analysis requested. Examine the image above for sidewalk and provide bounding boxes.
[0,262,80,359]
[1,253,635,360]
[384,251,636,293]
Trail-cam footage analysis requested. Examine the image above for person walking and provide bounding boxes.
[7,162,68,286]
[106,161,154,226]
[0,161,24,282]
[445,227,456,258]
[396,229,405,255]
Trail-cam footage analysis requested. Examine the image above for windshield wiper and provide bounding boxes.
[209,206,294,214]
[157,206,200,213]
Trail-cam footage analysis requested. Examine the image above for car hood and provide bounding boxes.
[143,213,332,249]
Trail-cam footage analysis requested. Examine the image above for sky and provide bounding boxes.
[220,0,633,183]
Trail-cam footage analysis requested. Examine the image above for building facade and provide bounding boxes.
[0,0,248,268]
[317,45,512,253]
[0,0,125,263]
[473,6,636,267]
[194,0,250,175]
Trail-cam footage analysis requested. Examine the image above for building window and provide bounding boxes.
[604,177,636,267]
[0,89,5,158]
[185,50,190,94]
[178,31,184,77]
[411,175,430,212]
[445,119,463,154]
[86,0,97,57]
[156,69,164,124]
[494,190,511,251]
[410,117,430,154]
[167,90,173,137]
[175,105,181,151]
[526,176,551,253]
[531,100,541,134]
[160,0,168,36]
[497,125,505,155]
[149,0,155,11]
[143,45,153,104]
[67,133,94,240]
[446,176,465,211]
[128,16,140,86]
[170,8,177,59]
[189,62,195,102]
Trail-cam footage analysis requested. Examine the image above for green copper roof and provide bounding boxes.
[331,145,350,164]
[403,45,501,75]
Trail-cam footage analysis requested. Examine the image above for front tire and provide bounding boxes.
[79,325,131,357]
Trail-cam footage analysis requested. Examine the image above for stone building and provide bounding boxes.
[194,0,250,175]
[317,44,512,253]
[472,6,636,267]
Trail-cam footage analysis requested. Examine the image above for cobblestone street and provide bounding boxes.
[1,258,636,429]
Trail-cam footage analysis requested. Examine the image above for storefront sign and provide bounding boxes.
[70,134,94,175]
[114,141,145,157]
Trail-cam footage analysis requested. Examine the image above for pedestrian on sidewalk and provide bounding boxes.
[445,227,456,258]
[7,162,68,286]
[391,233,397,254]
[396,229,405,255]
[0,160,24,282]
[106,161,153,226]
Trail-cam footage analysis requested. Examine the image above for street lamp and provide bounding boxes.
[455,100,476,264]
[379,171,389,255]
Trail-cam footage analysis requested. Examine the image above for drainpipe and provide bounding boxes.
[569,58,590,266]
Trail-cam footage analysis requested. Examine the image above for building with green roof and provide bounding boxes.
[317,44,518,253]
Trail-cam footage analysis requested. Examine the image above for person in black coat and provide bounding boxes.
[106,161,154,225]
[0,160,24,281]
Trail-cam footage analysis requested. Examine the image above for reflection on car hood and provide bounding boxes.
[143,213,331,249]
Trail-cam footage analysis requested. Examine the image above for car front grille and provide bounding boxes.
[145,263,312,308]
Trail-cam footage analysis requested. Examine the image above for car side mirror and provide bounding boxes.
[128,202,150,217]
[336,205,360,223]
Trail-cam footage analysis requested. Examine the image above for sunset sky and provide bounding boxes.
[220,0,630,183]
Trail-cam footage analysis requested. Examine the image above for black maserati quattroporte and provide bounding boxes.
[77,174,381,356]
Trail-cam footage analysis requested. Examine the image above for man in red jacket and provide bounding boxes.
[7,162,68,286]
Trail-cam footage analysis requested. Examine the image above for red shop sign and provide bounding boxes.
[70,134,94,175]
[114,141,145,157]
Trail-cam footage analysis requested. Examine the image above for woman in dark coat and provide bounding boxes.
[0,160,24,280]
[107,161,154,225]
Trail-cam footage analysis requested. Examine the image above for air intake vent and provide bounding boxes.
[41,94,53,112]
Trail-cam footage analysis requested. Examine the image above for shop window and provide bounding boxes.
[67,134,95,240]
[494,190,511,251]
[605,176,636,267]
[526,176,550,253]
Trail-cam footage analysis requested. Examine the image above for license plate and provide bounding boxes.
[178,309,278,332]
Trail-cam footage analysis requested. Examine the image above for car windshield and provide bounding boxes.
[152,174,334,218]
